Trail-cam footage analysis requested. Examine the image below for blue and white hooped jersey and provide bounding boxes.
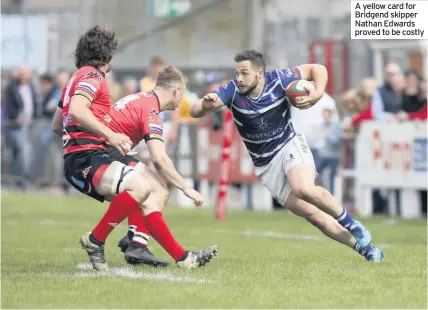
[214,68,301,167]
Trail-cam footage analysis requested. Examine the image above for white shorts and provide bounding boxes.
[254,134,317,206]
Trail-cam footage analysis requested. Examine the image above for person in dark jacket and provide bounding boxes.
[401,70,424,114]
[4,65,39,188]
[27,73,62,184]
[371,63,404,121]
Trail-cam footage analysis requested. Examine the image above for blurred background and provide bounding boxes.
[1,0,427,219]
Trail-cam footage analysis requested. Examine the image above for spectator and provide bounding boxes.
[372,63,404,121]
[105,71,122,103]
[27,73,62,186]
[139,56,165,91]
[347,77,378,131]
[397,77,427,121]
[139,56,177,146]
[315,108,342,194]
[55,68,70,90]
[401,70,423,113]
[54,68,72,193]
[340,88,357,129]
[4,64,39,188]
[121,76,138,97]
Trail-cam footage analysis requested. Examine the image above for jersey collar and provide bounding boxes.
[151,90,162,111]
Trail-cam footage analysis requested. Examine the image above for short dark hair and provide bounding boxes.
[234,50,266,70]
[74,25,118,69]
[39,72,54,83]
[150,56,165,66]
[155,66,188,89]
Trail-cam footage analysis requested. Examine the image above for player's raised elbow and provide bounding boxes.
[298,64,327,80]
[189,104,200,118]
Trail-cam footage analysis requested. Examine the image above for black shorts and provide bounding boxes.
[64,146,138,203]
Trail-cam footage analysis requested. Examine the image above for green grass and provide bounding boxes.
[1,192,427,309]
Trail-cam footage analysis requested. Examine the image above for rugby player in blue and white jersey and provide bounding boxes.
[190,50,383,262]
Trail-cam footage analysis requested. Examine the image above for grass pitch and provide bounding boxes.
[1,192,427,309]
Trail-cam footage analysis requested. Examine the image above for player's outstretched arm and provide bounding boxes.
[146,139,203,206]
[68,95,132,155]
[52,107,63,136]
[189,93,224,118]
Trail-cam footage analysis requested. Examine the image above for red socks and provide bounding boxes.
[128,209,150,246]
[143,211,186,261]
[92,192,140,243]
[91,194,186,261]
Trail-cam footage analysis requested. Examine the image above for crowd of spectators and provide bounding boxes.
[1,60,426,214]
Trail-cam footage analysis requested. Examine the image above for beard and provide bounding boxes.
[239,78,258,95]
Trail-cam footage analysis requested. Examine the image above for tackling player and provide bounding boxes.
[189,50,384,262]
[51,26,218,271]
[108,67,205,266]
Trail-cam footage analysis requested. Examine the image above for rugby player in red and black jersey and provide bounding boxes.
[108,67,206,266]
[51,26,218,271]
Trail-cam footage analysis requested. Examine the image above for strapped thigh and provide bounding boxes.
[111,164,138,195]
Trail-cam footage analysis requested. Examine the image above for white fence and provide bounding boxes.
[354,121,427,218]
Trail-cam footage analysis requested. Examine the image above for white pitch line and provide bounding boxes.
[6,264,214,284]
[72,263,213,284]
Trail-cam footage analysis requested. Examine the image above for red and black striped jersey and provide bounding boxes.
[58,66,112,156]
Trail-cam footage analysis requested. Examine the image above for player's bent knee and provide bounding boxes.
[293,185,315,202]
[124,174,153,204]
[139,193,161,215]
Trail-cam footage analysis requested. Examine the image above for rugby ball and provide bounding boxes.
[284,80,313,109]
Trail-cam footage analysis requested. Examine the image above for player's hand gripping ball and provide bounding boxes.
[285,80,316,110]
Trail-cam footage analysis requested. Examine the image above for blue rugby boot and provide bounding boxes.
[354,243,385,262]
[349,220,372,249]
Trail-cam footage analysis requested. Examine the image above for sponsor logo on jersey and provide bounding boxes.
[255,118,271,131]
[87,71,102,81]
[297,134,308,153]
[63,115,73,126]
[245,127,283,140]
[284,153,295,165]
